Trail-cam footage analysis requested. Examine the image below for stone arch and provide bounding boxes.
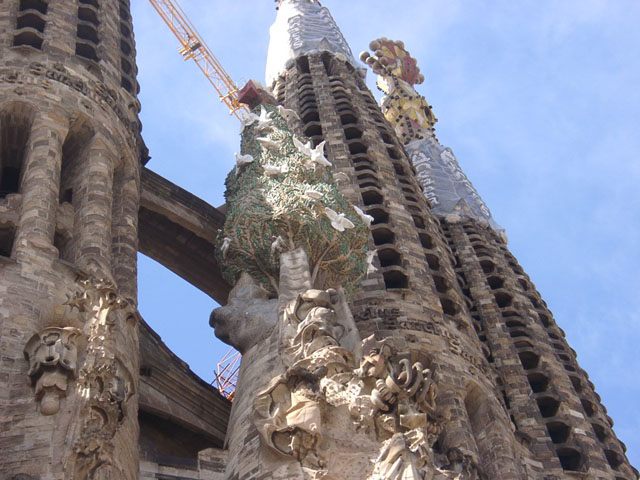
[0,101,36,197]
[56,114,96,262]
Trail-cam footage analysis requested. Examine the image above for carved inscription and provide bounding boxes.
[357,313,488,373]
[1,64,139,135]
[354,306,400,322]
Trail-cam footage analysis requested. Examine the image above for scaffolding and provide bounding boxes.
[213,347,241,401]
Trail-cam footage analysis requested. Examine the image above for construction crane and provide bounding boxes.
[148,0,249,119]
[149,0,244,399]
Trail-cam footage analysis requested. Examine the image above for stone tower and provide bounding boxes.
[0,0,145,478]
[208,1,638,479]
[360,38,638,478]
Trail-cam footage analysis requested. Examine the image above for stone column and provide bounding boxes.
[15,111,68,264]
[73,134,115,277]
[0,0,15,50]
[111,155,139,305]
[44,0,76,56]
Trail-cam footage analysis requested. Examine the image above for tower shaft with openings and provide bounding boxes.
[0,0,144,478]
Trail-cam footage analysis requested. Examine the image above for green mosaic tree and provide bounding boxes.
[216,104,369,295]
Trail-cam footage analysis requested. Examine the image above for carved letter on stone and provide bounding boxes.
[24,327,81,415]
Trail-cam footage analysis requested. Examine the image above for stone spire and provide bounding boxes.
[265,0,360,86]
[361,38,504,235]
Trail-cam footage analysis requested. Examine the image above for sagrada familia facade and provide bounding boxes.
[0,0,636,479]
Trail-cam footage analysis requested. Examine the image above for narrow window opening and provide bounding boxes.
[604,450,623,470]
[17,13,46,32]
[569,376,582,393]
[1,105,34,197]
[439,296,459,316]
[419,233,433,249]
[536,396,560,418]
[527,373,550,393]
[20,0,48,14]
[383,269,409,289]
[13,31,43,49]
[321,52,333,75]
[487,275,504,290]
[296,56,310,74]
[348,142,367,155]
[367,207,388,225]
[495,291,513,308]
[0,225,16,258]
[581,398,596,417]
[432,275,449,294]
[557,448,582,471]
[547,422,571,444]
[592,423,607,443]
[344,127,362,140]
[480,259,495,274]
[361,189,384,206]
[304,124,322,137]
[425,254,440,271]
[372,228,395,246]
[377,248,402,268]
[412,215,425,229]
[518,351,539,370]
[505,319,526,329]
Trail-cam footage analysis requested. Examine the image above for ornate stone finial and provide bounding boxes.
[24,327,81,415]
[360,38,437,143]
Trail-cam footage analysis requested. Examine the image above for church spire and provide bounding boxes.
[265,0,359,87]
[362,38,504,234]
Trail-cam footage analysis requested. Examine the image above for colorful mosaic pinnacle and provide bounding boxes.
[361,38,438,142]
[217,104,369,295]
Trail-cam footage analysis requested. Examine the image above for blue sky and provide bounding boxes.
[130,0,639,467]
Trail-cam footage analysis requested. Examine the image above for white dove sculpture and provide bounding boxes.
[256,137,281,151]
[277,105,300,125]
[293,137,313,156]
[239,111,259,132]
[263,164,288,176]
[221,237,232,259]
[270,236,287,256]
[303,188,324,200]
[325,207,355,232]
[366,250,378,274]
[308,140,332,168]
[255,105,274,133]
[353,205,374,226]
[293,138,332,169]
[235,152,254,166]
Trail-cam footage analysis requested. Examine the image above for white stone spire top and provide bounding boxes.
[265,0,358,86]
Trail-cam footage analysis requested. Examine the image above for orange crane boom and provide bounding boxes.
[148,0,249,119]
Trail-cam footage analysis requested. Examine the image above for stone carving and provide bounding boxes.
[64,277,134,480]
[352,337,444,480]
[24,326,81,415]
[254,286,358,470]
[251,277,448,479]
[360,38,435,143]
[210,272,278,354]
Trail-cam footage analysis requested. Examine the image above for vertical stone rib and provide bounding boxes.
[44,0,76,55]
[74,135,115,276]
[111,158,140,305]
[15,112,68,262]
